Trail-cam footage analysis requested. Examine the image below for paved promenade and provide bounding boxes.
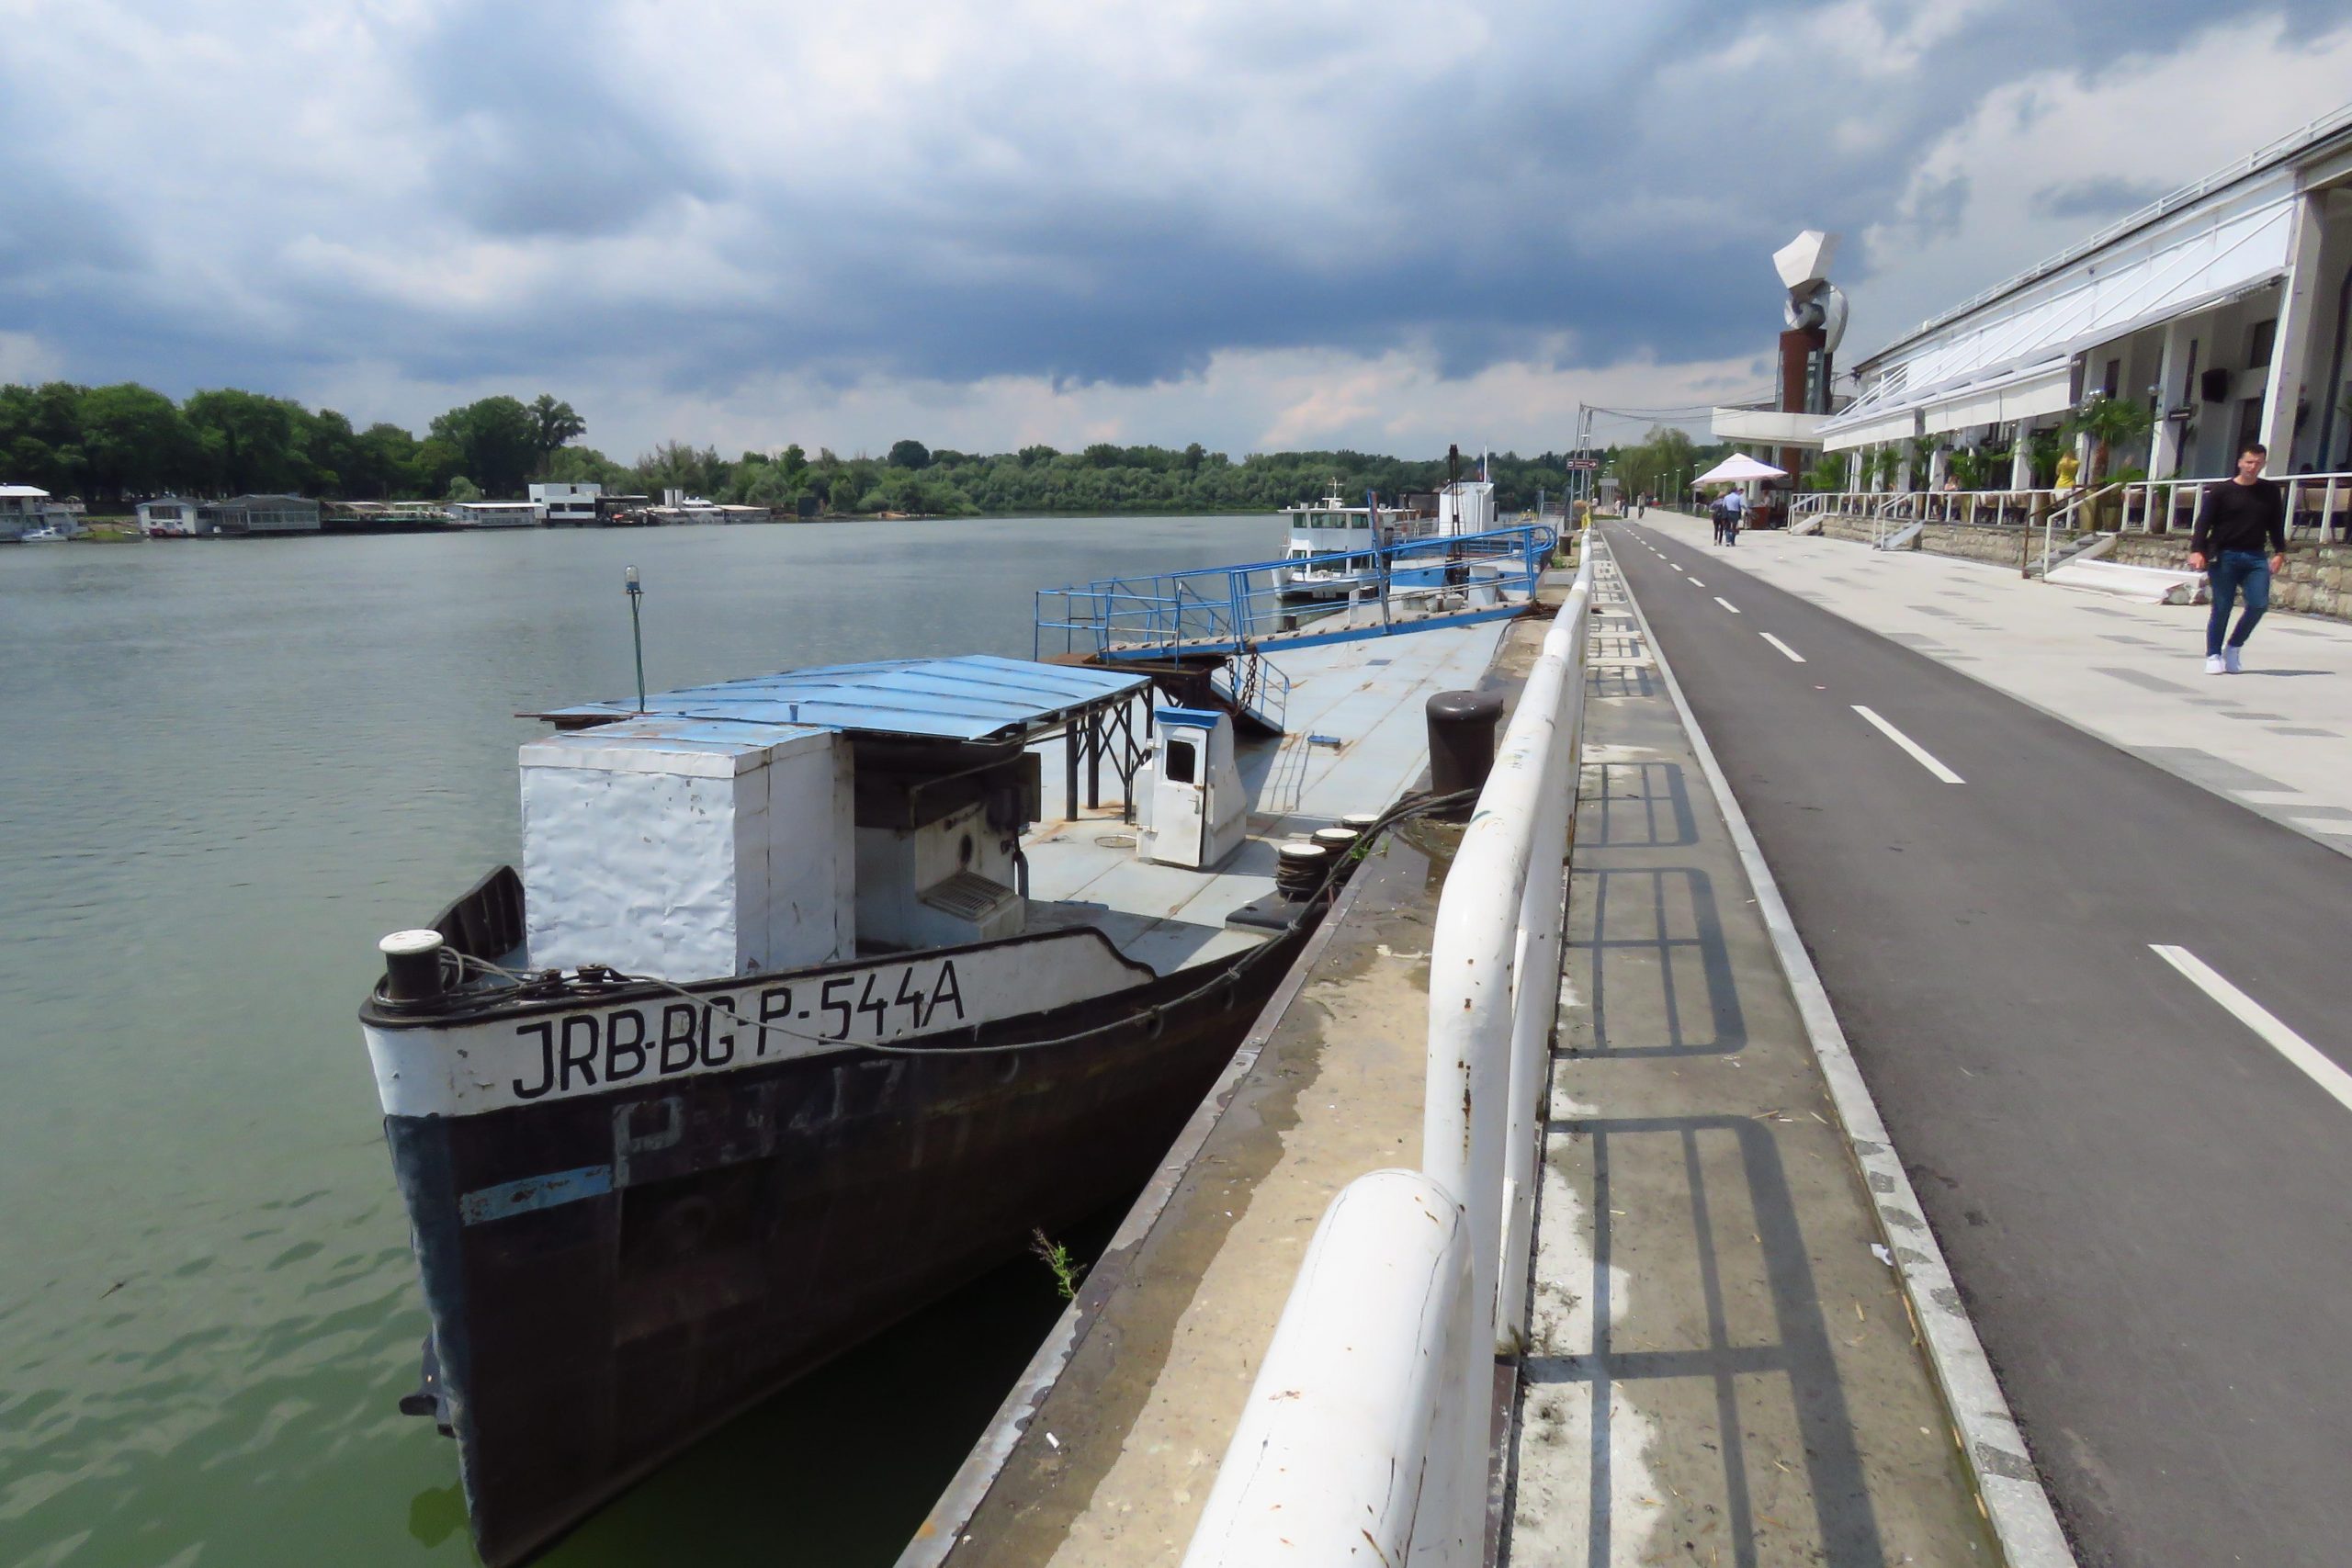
[1608,513,2352,1566]
[1632,508,2352,853]
[1509,545,1999,1565]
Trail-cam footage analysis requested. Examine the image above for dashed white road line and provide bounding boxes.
[1852,705,1963,784]
[1713,596,1740,615]
[2151,945,2352,1114]
[1688,577,1706,588]
[1760,632,1805,662]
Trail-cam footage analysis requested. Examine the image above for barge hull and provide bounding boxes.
[385,924,1310,1566]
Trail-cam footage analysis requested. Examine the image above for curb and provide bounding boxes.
[1600,530,2077,1568]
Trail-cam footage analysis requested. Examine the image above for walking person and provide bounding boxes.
[1722,486,1745,547]
[2188,443,2286,675]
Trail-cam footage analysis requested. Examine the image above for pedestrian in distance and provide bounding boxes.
[2188,443,2286,675]
[1722,486,1745,547]
[1710,493,1727,544]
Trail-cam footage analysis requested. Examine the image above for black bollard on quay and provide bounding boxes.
[1425,689,1504,816]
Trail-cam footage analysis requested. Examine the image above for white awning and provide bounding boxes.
[1694,454,1787,483]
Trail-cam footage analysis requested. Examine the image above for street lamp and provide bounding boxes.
[625,566,646,713]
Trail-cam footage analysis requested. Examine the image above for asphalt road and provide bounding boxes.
[1604,520,2352,1568]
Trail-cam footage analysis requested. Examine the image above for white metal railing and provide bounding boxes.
[1792,471,2352,545]
[1182,540,1596,1568]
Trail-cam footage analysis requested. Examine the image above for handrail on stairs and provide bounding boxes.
[2027,480,2125,579]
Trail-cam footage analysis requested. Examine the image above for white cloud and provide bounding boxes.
[4,0,2347,457]
[1853,14,2352,355]
[0,332,63,384]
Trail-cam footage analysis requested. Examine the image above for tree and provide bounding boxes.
[185,389,301,495]
[2064,394,2155,487]
[355,423,420,499]
[543,445,629,488]
[430,396,540,496]
[447,475,482,502]
[78,383,198,501]
[528,394,586,475]
[887,438,931,469]
[410,437,465,497]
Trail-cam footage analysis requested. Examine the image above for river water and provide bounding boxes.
[0,515,1281,1568]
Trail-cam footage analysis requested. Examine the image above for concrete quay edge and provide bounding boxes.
[892,823,1391,1568]
[1611,536,2078,1568]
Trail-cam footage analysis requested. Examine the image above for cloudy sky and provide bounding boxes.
[4,0,2349,459]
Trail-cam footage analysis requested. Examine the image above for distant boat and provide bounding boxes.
[1274,471,1499,604]
[19,525,66,542]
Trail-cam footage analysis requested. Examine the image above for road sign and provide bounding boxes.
[1565,458,1600,470]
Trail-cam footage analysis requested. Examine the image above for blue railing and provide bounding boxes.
[1035,524,1556,660]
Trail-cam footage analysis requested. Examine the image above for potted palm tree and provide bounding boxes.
[2064,395,2156,529]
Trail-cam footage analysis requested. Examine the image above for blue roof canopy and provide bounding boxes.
[541,654,1151,743]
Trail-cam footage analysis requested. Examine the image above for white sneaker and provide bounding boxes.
[2204,654,2227,675]
[2223,646,2243,674]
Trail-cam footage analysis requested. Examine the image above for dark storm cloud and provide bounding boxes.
[410,0,729,237]
[2,0,2346,411]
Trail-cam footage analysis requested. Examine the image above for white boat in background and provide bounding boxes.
[447,502,543,529]
[1275,465,1501,604]
[3,483,76,543]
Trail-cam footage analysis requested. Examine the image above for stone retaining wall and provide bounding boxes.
[2107,535,2352,621]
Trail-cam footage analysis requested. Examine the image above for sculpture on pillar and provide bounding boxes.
[1772,231,1848,487]
[1774,230,1848,417]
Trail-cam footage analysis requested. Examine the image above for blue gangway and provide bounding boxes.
[1035,523,1557,661]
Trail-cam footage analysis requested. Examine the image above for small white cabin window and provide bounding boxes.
[1166,739,1198,784]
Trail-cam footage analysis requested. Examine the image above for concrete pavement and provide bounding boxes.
[1508,542,2001,1566]
[1606,515,2352,1567]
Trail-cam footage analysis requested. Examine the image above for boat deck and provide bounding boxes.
[1020,617,1512,975]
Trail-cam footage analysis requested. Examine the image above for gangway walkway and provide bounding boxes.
[1035,524,1555,662]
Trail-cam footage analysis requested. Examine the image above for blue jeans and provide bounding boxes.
[2206,550,2271,655]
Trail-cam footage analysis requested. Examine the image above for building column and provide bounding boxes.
[2150,319,2188,479]
[2011,423,2036,490]
[1928,445,1950,490]
[2260,189,2326,466]
[1847,448,1863,491]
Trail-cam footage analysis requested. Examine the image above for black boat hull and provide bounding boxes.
[383,924,1310,1565]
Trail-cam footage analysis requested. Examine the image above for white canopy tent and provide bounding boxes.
[1692,454,1786,484]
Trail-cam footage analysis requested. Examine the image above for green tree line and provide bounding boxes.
[3,378,1631,516]
[0,383,591,504]
[606,439,1618,518]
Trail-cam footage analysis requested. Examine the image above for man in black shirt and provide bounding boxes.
[2188,443,2286,674]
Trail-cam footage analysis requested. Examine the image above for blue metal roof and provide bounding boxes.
[544,654,1151,743]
